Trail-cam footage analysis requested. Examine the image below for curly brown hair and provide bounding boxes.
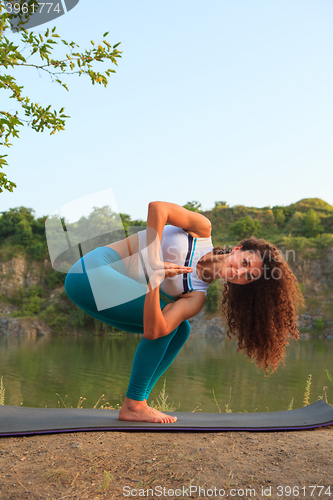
[214,236,305,374]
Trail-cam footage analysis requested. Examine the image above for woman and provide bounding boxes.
[65,201,303,423]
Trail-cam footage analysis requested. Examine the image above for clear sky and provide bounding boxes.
[1,0,333,221]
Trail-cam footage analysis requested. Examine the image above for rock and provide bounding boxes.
[189,311,227,336]
[290,248,333,292]
[0,245,332,337]
[0,255,27,298]
[0,317,51,338]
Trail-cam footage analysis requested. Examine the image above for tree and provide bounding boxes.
[0,1,122,192]
[214,201,228,208]
[304,209,324,238]
[120,213,146,237]
[229,215,262,240]
[273,207,285,226]
[205,279,221,314]
[0,206,34,241]
[183,201,202,212]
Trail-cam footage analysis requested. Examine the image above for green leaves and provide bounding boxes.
[0,10,122,193]
[229,216,262,240]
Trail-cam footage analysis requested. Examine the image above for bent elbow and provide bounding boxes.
[148,201,161,211]
[144,325,169,340]
[204,217,212,233]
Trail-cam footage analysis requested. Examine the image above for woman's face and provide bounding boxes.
[221,246,263,285]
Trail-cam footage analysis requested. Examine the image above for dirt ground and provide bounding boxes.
[0,425,332,500]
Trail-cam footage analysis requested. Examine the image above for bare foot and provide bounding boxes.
[119,397,177,423]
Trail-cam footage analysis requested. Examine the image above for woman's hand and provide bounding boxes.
[146,202,211,271]
[148,264,193,289]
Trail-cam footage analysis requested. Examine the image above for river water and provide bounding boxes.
[0,334,332,412]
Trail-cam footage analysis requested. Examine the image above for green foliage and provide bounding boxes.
[281,235,311,250]
[69,305,113,334]
[290,198,333,214]
[39,304,67,332]
[47,205,126,254]
[322,214,333,233]
[287,398,294,410]
[214,201,229,208]
[304,209,324,238]
[2,198,333,336]
[206,197,333,249]
[285,211,306,235]
[99,471,112,492]
[28,239,48,259]
[272,205,294,224]
[314,317,325,333]
[150,379,176,412]
[119,213,146,237]
[205,279,222,314]
[229,215,262,240]
[0,4,122,192]
[183,201,202,212]
[94,319,117,335]
[0,208,49,259]
[46,268,66,289]
[0,207,34,242]
[0,376,5,405]
[326,370,333,388]
[11,285,45,317]
[273,207,285,226]
[14,217,33,244]
[313,234,333,249]
[119,213,131,237]
[70,305,87,329]
[303,374,312,406]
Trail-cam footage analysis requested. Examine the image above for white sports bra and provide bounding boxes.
[137,225,213,298]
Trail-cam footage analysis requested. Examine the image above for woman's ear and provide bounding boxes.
[231,245,243,254]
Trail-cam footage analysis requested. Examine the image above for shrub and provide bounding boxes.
[205,279,222,314]
[40,305,67,332]
[29,241,48,260]
[315,317,325,333]
[229,216,262,239]
[46,269,66,289]
[11,285,45,317]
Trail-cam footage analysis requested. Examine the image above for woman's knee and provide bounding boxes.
[143,329,172,341]
[178,320,191,339]
[65,271,94,312]
[143,321,190,341]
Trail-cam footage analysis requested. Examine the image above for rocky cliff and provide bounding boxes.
[0,248,332,337]
[0,254,55,337]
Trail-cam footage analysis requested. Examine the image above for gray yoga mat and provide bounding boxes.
[0,400,332,436]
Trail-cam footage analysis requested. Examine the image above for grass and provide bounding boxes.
[1,375,332,411]
[303,374,312,406]
[54,392,120,410]
[149,379,177,412]
[42,469,73,484]
[287,398,294,410]
[0,376,5,405]
[212,372,332,413]
[99,471,112,492]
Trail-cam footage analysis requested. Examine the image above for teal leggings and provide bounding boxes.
[64,247,191,401]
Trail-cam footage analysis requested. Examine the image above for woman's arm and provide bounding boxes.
[146,201,211,269]
[143,201,210,339]
[144,269,206,340]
